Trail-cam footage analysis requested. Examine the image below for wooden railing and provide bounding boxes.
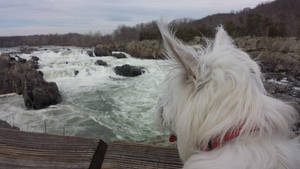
[0,128,182,169]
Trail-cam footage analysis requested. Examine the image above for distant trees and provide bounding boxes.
[175,23,214,41]
[137,21,161,41]
[0,33,103,47]
[224,13,287,37]
[112,25,139,44]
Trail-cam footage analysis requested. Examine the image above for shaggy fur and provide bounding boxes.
[156,21,300,169]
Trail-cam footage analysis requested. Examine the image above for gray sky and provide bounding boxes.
[0,0,271,36]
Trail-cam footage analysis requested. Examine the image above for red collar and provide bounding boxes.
[169,125,258,151]
[203,126,243,151]
[169,134,177,142]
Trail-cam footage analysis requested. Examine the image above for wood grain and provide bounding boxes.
[0,128,182,169]
[102,142,182,169]
[0,128,107,169]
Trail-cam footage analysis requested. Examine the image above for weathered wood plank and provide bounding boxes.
[0,128,107,169]
[102,142,182,169]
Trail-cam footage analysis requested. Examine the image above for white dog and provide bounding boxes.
[156,21,300,169]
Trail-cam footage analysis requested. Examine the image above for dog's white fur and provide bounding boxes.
[156,21,300,169]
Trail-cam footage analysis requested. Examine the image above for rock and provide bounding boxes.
[87,50,94,57]
[264,80,300,109]
[9,56,16,62]
[94,44,113,56]
[112,53,127,59]
[264,81,294,95]
[74,70,79,76]
[38,71,44,77]
[23,82,61,109]
[0,54,16,94]
[95,60,108,66]
[0,120,19,130]
[263,80,300,135]
[0,53,61,109]
[114,64,145,77]
[27,57,39,69]
[28,61,39,69]
[30,56,39,62]
[16,56,26,63]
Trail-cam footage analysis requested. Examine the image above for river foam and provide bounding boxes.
[0,46,169,144]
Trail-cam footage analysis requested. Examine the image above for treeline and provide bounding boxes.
[110,0,300,43]
[223,13,287,38]
[0,0,299,48]
[189,0,300,38]
[109,12,295,44]
[0,33,102,47]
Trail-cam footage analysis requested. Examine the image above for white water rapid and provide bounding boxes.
[0,46,169,145]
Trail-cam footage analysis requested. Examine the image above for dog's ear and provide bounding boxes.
[213,26,234,51]
[157,21,198,79]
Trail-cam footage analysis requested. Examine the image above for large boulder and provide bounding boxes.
[94,44,113,56]
[114,64,145,77]
[0,53,62,109]
[23,82,61,109]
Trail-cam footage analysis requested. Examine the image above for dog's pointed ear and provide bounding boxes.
[213,26,234,50]
[157,21,198,79]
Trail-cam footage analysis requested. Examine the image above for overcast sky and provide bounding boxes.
[0,0,271,36]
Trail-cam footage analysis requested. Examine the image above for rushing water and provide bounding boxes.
[0,46,169,144]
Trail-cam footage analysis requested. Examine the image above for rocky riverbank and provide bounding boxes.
[0,53,61,109]
[235,36,300,81]
[235,37,300,114]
